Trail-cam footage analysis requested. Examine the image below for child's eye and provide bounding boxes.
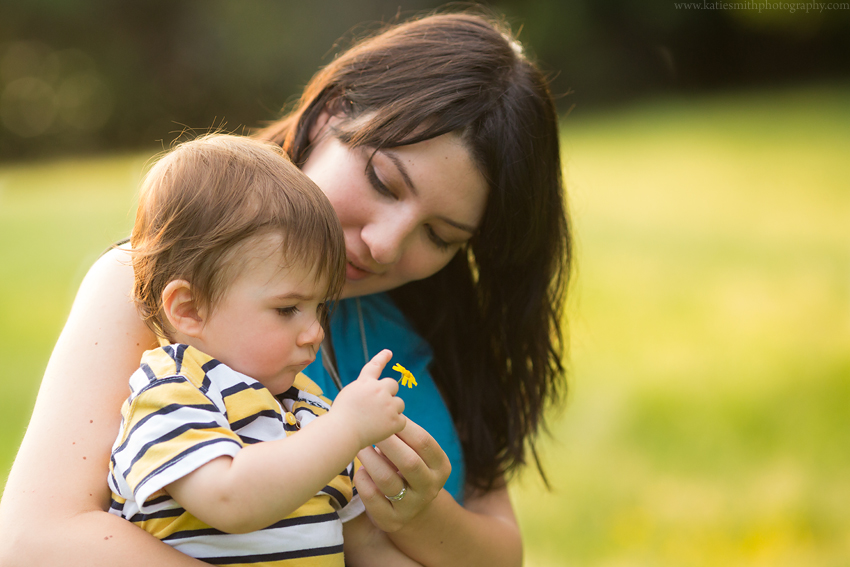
[276,306,299,317]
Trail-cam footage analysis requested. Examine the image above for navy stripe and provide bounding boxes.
[128,506,184,523]
[230,409,282,431]
[298,397,327,411]
[144,493,174,507]
[172,344,188,373]
[276,386,300,402]
[321,484,348,509]
[238,435,263,445]
[200,375,211,394]
[139,363,157,383]
[203,544,343,564]
[122,420,231,477]
[199,359,220,394]
[265,511,339,530]
[114,401,220,456]
[134,437,242,496]
[293,406,319,420]
[201,358,221,373]
[221,381,266,398]
[162,525,225,541]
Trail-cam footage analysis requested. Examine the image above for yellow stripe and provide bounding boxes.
[125,427,241,488]
[325,475,354,503]
[178,347,217,389]
[141,348,178,378]
[219,554,342,567]
[223,386,281,424]
[283,495,336,519]
[135,509,210,539]
[119,380,220,445]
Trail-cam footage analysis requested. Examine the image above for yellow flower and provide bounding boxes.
[392,363,418,388]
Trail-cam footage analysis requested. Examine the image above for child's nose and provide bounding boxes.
[298,318,324,348]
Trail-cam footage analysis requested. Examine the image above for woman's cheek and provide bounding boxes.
[405,248,455,281]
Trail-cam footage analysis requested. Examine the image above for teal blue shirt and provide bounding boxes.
[303,293,465,503]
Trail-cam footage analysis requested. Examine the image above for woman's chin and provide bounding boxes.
[340,277,393,299]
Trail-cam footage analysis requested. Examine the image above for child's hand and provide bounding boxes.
[332,349,406,448]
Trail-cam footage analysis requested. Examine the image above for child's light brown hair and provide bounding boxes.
[131,133,345,338]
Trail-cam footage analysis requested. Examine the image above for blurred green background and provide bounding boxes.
[1,1,849,565]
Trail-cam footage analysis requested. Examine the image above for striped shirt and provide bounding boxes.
[108,344,361,566]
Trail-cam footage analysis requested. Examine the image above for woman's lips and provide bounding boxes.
[345,258,376,280]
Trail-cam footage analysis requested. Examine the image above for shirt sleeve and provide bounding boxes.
[337,457,365,522]
[110,375,243,512]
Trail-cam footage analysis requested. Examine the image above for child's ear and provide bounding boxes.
[162,280,205,337]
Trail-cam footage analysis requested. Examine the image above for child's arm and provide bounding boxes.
[166,350,405,534]
[342,514,424,567]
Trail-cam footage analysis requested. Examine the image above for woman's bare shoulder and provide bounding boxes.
[0,241,155,539]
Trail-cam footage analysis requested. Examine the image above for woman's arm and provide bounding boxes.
[390,484,521,567]
[355,421,522,567]
[0,247,207,566]
[343,513,424,567]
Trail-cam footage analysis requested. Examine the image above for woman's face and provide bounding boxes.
[302,116,489,298]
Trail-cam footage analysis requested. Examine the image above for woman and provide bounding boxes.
[0,10,571,567]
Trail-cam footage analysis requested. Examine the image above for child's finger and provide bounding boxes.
[380,377,400,397]
[358,349,392,381]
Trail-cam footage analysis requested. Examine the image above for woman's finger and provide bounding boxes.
[353,466,394,513]
[357,445,405,497]
[353,466,407,533]
[373,435,427,487]
[377,418,450,484]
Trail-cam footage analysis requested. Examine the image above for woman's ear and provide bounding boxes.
[308,109,334,143]
[162,280,204,338]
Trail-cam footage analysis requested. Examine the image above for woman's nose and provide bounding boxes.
[361,213,415,265]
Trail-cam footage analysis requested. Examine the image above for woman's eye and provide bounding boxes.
[276,306,299,317]
[365,163,396,199]
[425,225,452,251]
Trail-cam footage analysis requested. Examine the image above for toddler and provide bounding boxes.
[108,134,406,566]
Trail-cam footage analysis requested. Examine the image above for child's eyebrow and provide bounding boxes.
[273,292,317,301]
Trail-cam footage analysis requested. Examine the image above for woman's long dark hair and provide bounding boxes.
[256,10,572,493]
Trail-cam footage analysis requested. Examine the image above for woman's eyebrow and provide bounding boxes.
[438,216,476,234]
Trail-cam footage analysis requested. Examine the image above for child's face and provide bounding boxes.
[197,235,327,395]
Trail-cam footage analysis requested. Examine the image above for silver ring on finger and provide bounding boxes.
[385,483,407,502]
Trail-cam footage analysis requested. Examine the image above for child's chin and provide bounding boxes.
[264,372,298,395]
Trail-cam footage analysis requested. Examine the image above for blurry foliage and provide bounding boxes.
[1,0,849,161]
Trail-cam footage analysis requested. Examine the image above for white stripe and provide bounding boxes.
[169,518,343,559]
[234,414,288,441]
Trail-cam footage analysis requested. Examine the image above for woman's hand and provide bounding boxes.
[354,417,451,532]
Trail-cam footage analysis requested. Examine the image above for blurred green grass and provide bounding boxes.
[2,86,849,565]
